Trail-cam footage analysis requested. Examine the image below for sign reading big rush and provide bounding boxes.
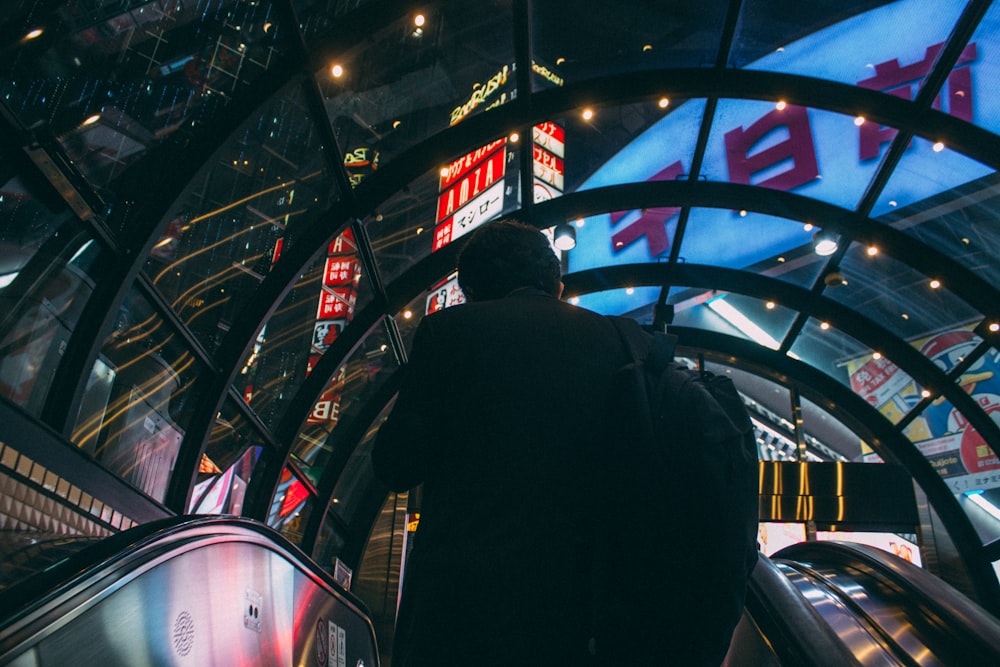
[570,0,999,316]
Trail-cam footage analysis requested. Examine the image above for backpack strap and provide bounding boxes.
[607,315,678,367]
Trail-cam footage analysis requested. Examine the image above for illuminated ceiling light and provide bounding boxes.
[812,230,838,256]
[872,352,882,360]
[392,120,402,129]
[582,108,594,120]
[777,256,786,263]
[867,245,879,256]
[820,321,831,330]
[765,301,776,310]
[403,310,413,319]
[932,141,945,152]
[439,166,449,177]
[625,287,635,295]
[263,22,273,33]
[775,100,787,111]
[854,116,865,126]
[555,57,566,65]
[739,209,747,217]
[331,64,344,77]
[569,296,580,305]
[929,279,942,289]
[889,200,898,207]
[658,97,669,108]
[961,237,970,244]
[414,14,426,27]
[574,218,585,228]
[921,389,931,398]
[902,313,909,320]
[415,227,424,235]
[82,114,101,125]
[553,223,577,250]
[803,222,813,231]
[24,28,44,40]
[707,296,781,350]
[642,44,653,52]
[989,322,1000,333]
[509,131,520,142]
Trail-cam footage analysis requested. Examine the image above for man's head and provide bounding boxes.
[457,219,562,301]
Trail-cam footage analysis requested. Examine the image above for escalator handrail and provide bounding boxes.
[0,515,376,653]
[744,552,865,667]
[774,540,1000,663]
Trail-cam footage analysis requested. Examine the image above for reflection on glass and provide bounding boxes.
[1,1,283,189]
[72,284,206,503]
[187,398,267,515]
[318,1,514,170]
[330,406,393,527]
[905,394,1000,498]
[0,180,100,415]
[872,139,994,217]
[883,176,1000,291]
[239,227,367,432]
[831,243,981,341]
[145,83,339,353]
[789,318,877,388]
[800,393,869,462]
[268,467,313,546]
[291,321,398,484]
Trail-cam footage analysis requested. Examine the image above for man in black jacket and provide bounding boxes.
[372,219,627,665]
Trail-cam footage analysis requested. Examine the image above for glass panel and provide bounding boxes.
[575,100,705,194]
[145,82,340,353]
[367,138,519,288]
[319,1,514,170]
[238,227,370,432]
[731,0,966,87]
[72,284,207,503]
[800,393,868,462]
[570,286,661,319]
[1,0,285,189]
[313,511,348,579]
[704,101,873,209]
[330,404,393,526]
[290,320,398,485]
[267,467,313,546]
[187,398,267,515]
[0,176,101,416]
[871,139,994,217]
[883,175,1000,290]
[789,317,884,390]
[829,242,981,341]
[666,289,796,351]
[678,209,816,276]
[965,1,1000,139]
[906,395,1000,496]
[532,1,727,88]
[960,490,1000,548]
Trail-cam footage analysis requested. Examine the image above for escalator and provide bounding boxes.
[728,541,1000,666]
[0,517,379,666]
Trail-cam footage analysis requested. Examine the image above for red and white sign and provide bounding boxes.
[533,144,564,190]
[533,121,565,158]
[439,139,506,190]
[323,257,358,287]
[436,147,505,222]
[307,388,342,425]
[433,180,505,251]
[849,356,911,409]
[316,287,356,320]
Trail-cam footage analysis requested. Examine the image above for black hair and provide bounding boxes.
[457,219,562,301]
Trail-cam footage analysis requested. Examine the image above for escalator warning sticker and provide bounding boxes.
[328,621,346,667]
[316,618,327,666]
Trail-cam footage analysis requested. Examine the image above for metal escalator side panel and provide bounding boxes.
[776,541,1000,666]
[737,552,868,667]
[0,517,379,667]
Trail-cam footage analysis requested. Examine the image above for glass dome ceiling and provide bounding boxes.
[2,0,1000,610]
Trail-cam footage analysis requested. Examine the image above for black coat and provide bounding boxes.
[372,287,628,665]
